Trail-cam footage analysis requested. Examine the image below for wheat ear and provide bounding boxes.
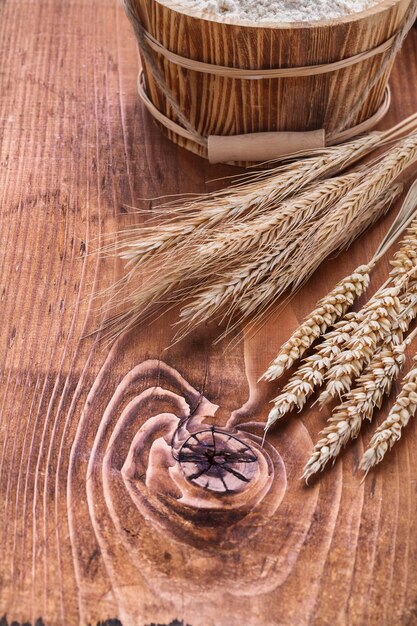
[265,291,417,433]
[390,220,417,277]
[261,266,371,382]
[116,134,385,268]
[103,131,417,344]
[237,133,417,329]
[192,174,361,272]
[317,283,405,405]
[116,115,417,269]
[265,316,360,430]
[317,218,417,407]
[235,182,403,330]
[264,183,417,432]
[316,182,417,404]
[302,333,409,482]
[106,173,363,340]
[261,180,417,384]
[174,174,365,333]
[178,178,399,339]
[302,302,417,482]
[360,349,417,474]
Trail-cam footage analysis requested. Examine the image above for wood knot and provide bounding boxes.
[177,426,258,493]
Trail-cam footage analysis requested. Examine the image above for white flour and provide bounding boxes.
[168,0,383,23]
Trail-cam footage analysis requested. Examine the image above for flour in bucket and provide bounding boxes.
[170,0,385,23]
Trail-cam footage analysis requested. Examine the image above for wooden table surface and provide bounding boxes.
[1,2,417,625]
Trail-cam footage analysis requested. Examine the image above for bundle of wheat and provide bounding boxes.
[102,115,417,344]
[261,180,417,481]
[360,353,417,473]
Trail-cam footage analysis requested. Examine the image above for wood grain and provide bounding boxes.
[1,1,417,625]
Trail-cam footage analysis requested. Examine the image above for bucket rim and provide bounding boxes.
[152,0,406,30]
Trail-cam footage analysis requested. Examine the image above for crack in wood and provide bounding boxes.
[145,621,190,626]
[1,619,124,626]
[0,617,45,626]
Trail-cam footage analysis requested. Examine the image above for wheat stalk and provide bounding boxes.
[233,185,401,340]
[236,134,417,327]
[301,293,417,482]
[115,115,417,270]
[261,265,371,382]
[102,129,417,344]
[265,316,360,429]
[360,350,417,474]
[261,181,417,384]
[177,180,400,339]
[317,284,405,405]
[115,134,385,268]
[302,332,409,482]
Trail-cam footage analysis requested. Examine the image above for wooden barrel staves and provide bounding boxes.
[124,0,414,159]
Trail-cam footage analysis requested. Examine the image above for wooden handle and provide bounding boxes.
[207,130,326,164]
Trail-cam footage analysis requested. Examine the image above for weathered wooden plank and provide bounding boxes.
[1,1,417,625]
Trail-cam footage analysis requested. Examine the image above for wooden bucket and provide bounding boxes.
[124,0,414,161]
